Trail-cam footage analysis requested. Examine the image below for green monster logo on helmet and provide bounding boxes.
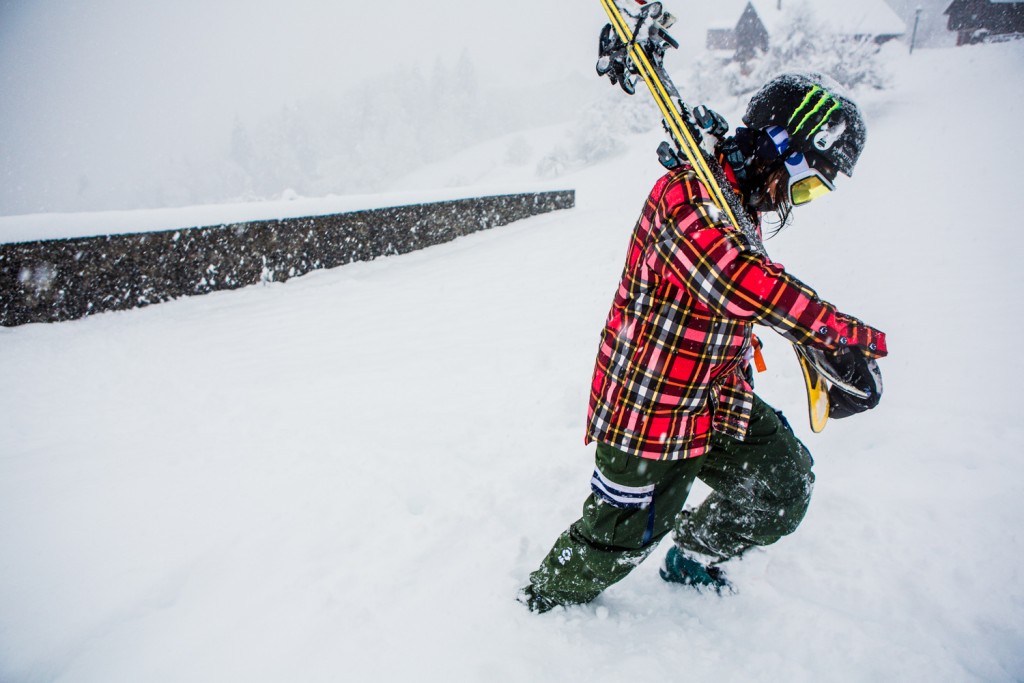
[788,86,843,140]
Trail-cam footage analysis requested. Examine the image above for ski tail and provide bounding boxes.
[794,346,830,433]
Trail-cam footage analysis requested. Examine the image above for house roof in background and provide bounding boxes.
[706,0,907,36]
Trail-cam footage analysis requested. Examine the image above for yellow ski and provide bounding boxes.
[597,0,741,231]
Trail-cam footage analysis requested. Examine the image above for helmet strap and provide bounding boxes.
[765,125,791,157]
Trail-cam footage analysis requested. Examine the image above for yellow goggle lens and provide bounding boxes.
[790,175,833,205]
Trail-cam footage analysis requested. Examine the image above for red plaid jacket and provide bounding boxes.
[586,164,888,460]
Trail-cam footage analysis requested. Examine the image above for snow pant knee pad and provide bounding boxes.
[747,403,816,506]
[675,399,818,558]
[588,443,704,550]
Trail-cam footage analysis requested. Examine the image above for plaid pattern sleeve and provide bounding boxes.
[586,166,887,461]
[650,200,888,358]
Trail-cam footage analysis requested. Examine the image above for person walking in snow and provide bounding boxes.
[519,73,888,613]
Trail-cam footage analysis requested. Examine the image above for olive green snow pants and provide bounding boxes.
[528,395,814,607]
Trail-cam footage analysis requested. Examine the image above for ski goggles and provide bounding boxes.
[764,126,835,206]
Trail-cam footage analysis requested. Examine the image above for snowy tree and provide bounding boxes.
[689,4,891,103]
[538,88,659,178]
[229,116,254,172]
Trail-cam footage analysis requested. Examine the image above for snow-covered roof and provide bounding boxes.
[708,0,907,37]
[703,0,752,29]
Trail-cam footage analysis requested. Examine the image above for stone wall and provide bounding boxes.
[0,190,574,327]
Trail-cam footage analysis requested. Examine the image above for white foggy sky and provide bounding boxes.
[0,0,596,123]
[0,0,609,132]
[0,0,607,214]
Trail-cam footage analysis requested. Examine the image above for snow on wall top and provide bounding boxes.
[0,184,565,244]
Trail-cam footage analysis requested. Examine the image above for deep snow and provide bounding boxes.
[2,43,1023,682]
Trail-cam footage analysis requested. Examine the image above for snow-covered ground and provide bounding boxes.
[2,43,1023,681]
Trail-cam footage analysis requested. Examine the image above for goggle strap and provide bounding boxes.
[765,125,791,156]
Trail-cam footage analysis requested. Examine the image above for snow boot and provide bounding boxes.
[516,584,560,614]
[659,546,733,594]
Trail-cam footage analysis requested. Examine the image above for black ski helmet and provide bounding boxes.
[742,73,867,177]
